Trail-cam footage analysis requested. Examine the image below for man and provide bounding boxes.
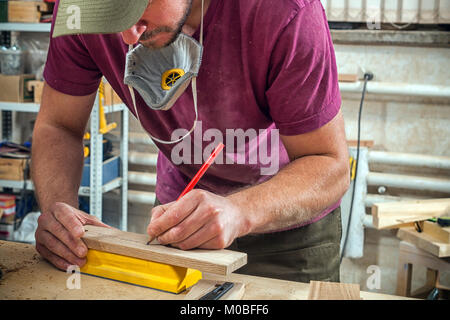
[33,0,350,283]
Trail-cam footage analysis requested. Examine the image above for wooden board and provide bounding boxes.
[82,225,247,276]
[0,240,416,300]
[307,281,361,300]
[397,227,450,258]
[338,74,359,82]
[372,198,450,229]
[184,280,245,300]
[8,1,53,23]
[422,221,450,244]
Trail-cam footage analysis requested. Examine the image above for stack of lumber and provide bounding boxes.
[372,198,450,257]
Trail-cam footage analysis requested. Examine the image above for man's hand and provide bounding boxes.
[147,190,251,250]
[35,202,111,271]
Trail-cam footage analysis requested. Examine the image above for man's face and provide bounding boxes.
[121,0,192,48]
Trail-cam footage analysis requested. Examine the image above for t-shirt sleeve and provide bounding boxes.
[266,1,341,136]
[43,32,102,96]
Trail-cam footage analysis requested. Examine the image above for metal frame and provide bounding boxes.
[0,101,129,230]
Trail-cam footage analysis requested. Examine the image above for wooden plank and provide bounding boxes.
[0,240,416,300]
[347,140,374,148]
[184,280,245,300]
[307,281,360,300]
[423,221,450,244]
[397,227,450,258]
[372,198,450,229]
[8,1,53,23]
[339,74,359,82]
[82,225,247,276]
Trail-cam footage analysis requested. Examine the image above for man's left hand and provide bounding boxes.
[147,190,251,250]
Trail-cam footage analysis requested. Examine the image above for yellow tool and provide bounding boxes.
[98,81,117,135]
[80,250,202,294]
[82,81,117,158]
[349,157,357,181]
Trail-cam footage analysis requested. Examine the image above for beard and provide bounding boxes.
[139,0,193,48]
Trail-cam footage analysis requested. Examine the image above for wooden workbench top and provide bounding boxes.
[0,240,409,300]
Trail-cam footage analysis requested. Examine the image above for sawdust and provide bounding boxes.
[0,253,41,276]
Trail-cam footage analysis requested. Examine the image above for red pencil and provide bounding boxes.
[147,143,225,245]
[177,142,225,200]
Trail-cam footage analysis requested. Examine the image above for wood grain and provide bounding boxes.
[0,241,415,300]
[82,225,247,276]
[338,74,359,82]
[307,281,361,300]
[397,227,450,258]
[184,280,245,300]
[422,221,450,244]
[372,198,450,229]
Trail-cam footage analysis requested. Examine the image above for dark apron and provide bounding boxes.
[153,198,342,283]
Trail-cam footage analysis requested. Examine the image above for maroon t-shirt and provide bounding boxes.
[44,0,342,228]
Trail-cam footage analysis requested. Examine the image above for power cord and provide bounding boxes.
[340,72,373,264]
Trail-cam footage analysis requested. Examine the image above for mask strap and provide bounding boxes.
[126,0,204,145]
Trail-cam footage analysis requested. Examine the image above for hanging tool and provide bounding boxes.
[98,81,117,135]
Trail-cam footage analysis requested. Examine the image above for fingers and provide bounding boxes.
[170,219,226,250]
[35,230,86,270]
[157,202,220,245]
[35,202,111,271]
[147,197,199,239]
[38,213,87,258]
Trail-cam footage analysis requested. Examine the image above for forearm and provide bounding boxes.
[31,123,84,213]
[228,154,350,234]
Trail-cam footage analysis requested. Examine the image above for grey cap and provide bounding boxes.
[53,0,149,38]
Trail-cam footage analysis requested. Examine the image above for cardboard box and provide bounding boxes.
[80,155,120,187]
[0,74,35,102]
[8,0,53,23]
[0,158,29,180]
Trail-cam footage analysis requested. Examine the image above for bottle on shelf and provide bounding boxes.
[0,31,24,75]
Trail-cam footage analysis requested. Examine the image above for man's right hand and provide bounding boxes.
[35,202,111,271]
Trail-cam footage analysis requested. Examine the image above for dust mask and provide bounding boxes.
[124,0,204,145]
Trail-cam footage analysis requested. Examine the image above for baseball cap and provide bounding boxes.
[52,0,149,38]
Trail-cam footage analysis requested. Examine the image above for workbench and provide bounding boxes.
[0,240,411,300]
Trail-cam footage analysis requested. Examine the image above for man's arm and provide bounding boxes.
[147,111,350,249]
[32,82,109,270]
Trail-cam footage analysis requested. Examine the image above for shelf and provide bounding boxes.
[0,23,51,32]
[0,177,123,196]
[0,102,127,114]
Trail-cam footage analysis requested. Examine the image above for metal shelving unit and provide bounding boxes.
[0,100,129,231]
[0,22,129,230]
[0,23,51,32]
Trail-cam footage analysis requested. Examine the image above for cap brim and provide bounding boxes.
[53,0,149,38]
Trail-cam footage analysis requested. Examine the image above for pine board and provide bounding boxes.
[307,281,361,300]
[82,225,247,276]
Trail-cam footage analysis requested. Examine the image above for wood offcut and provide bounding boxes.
[307,281,361,300]
[81,225,247,276]
[372,198,450,230]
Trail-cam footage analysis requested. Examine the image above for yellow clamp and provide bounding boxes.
[98,81,117,134]
[349,157,357,181]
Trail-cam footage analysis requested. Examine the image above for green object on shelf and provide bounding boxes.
[0,1,7,23]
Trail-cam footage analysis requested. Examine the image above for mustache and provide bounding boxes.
[139,26,175,42]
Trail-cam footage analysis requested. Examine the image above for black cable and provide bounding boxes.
[340,72,373,265]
